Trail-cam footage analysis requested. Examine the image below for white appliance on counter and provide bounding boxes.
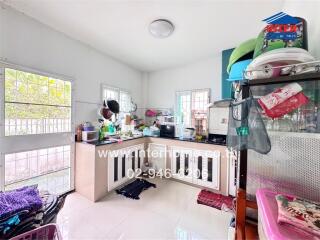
[209,102,229,135]
[82,130,98,142]
[157,115,174,125]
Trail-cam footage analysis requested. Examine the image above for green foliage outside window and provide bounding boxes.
[5,68,71,120]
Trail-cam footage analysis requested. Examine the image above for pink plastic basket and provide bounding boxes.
[10,224,62,240]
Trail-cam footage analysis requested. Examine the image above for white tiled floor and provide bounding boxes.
[57,178,233,240]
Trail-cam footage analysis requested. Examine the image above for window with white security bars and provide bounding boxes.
[0,65,74,194]
[191,89,210,135]
[4,145,71,194]
[102,85,132,113]
[176,89,210,135]
[176,91,192,127]
[103,86,119,102]
[4,68,71,136]
[119,91,132,113]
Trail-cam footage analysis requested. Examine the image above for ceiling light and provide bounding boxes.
[149,19,174,38]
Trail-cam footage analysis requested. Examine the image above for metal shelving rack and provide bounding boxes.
[239,71,320,192]
[234,71,320,240]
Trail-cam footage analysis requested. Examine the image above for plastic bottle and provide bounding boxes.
[99,124,104,141]
[109,123,115,134]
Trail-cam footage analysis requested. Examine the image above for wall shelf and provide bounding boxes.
[242,72,320,86]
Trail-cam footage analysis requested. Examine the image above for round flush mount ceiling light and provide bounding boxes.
[149,19,174,38]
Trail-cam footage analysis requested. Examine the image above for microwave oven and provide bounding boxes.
[157,116,174,125]
[82,131,98,142]
[160,125,175,138]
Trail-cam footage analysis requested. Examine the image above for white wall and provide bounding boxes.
[145,56,222,109]
[282,0,320,59]
[0,4,143,125]
[1,1,318,121]
[146,2,320,110]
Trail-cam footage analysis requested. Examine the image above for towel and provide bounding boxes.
[116,179,156,200]
[276,194,320,237]
[0,186,43,219]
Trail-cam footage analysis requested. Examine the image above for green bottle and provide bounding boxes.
[99,125,104,141]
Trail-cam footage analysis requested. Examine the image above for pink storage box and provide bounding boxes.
[10,224,62,240]
[256,188,319,240]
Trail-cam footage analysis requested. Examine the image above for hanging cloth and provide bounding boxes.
[227,97,271,154]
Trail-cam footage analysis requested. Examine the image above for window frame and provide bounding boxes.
[101,84,132,114]
[0,61,75,193]
[102,85,119,102]
[175,90,192,127]
[2,63,75,137]
[119,90,132,114]
[4,144,72,192]
[175,88,210,130]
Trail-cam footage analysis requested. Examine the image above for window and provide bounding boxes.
[4,145,71,194]
[4,68,72,136]
[119,91,132,113]
[1,65,74,194]
[176,91,192,127]
[191,89,209,135]
[176,89,210,135]
[103,86,119,102]
[102,85,132,113]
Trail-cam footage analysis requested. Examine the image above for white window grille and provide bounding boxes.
[4,145,71,194]
[191,89,209,135]
[4,68,72,136]
[102,85,132,113]
[0,64,74,194]
[103,86,119,102]
[176,91,192,127]
[176,89,210,135]
[119,91,132,113]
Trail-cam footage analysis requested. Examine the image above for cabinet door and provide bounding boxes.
[193,151,204,185]
[120,149,128,183]
[108,150,122,191]
[148,143,166,173]
[108,145,144,191]
[194,150,220,190]
[171,148,182,179]
[126,145,144,179]
[126,147,136,179]
[228,150,237,197]
[181,149,193,182]
[171,147,193,182]
[136,144,144,174]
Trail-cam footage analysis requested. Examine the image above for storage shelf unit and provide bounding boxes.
[244,71,320,86]
[239,72,320,197]
[235,72,320,240]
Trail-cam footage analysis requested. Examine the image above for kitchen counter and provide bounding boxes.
[75,135,230,202]
[86,136,144,146]
[160,136,226,146]
[82,135,225,147]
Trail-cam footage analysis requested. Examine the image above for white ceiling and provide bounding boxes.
[3,0,284,72]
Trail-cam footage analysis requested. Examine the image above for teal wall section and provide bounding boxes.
[221,48,234,99]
